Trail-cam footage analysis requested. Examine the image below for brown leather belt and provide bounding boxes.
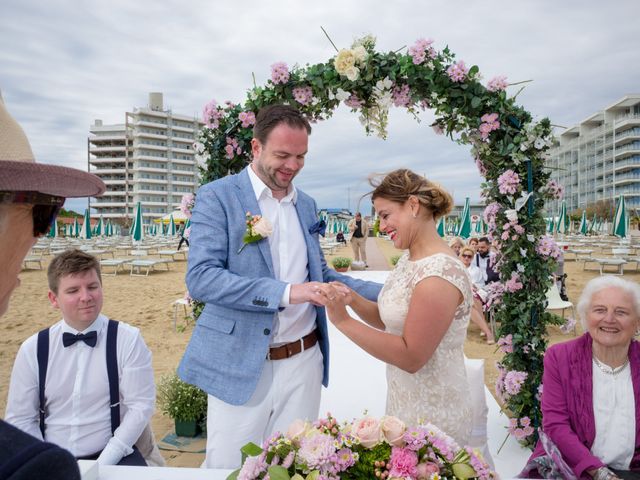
[267,329,318,361]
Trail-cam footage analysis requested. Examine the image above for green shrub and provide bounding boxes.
[158,372,208,422]
[331,256,352,269]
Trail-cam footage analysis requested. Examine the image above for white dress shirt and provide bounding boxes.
[591,359,635,469]
[5,314,155,465]
[247,166,315,345]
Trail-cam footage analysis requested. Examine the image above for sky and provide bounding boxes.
[1,0,639,214]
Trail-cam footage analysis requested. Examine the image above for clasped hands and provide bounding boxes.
[289,281,352,308]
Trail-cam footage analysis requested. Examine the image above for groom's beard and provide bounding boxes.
[478,251,489,258]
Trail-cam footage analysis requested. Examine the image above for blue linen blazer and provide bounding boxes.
[178,168,382,406]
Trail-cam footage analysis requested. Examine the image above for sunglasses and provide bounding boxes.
[0,191,65,237]
[461,254,474,259]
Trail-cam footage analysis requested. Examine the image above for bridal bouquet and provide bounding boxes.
[228,414,496,480]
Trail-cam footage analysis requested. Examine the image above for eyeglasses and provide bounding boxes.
[461,254,474,259]
[0,191,65,237]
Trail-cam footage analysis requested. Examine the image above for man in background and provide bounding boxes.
[348,212,370,267]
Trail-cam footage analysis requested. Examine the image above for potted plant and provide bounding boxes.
[158,371,208,437]
[331,256,352,272]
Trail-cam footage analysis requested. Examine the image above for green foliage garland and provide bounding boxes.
[196,34,565,449]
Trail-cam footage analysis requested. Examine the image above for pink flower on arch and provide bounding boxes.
[392,84,411,107]
[408,38,436,65]
[270,62,290,84]
[447,60,469,82]
[292,86,314,106]
[497,169,520,195]
[504,272,524,293]
[203,99,224,129]
[479,113,500,140]
[487,75,508,92]
[238,111,256,128]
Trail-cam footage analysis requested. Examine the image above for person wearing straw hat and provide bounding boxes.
[0,92,104,479]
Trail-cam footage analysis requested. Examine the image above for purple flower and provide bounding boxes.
[344,94,364,109]
[486,75,508,92]
[479,113,500,140]
[388,447,418,479]
[292,86,314,106]
[180,193,195,217]
[335,448,357,471]
[498,334,513,353]
[497,169,520,195]
[297,433,336,472]
[408,38,436,65]
[392,84,411,107]
[202,99,224,128]
[402,427,428,450]
[447,60,469,82]
[545,179,564,200]
[483,202,501,229]
[238,454,267,480]
[504,370,528,396]
[504,272,523,293]
[475,156,487,176]
[239,111,256,128]
[270,62,290,84]
[536,235,561,259]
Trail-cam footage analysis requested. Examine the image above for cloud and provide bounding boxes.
[2,0,639,212]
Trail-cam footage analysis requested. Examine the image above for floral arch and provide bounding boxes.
[195,34,564,448]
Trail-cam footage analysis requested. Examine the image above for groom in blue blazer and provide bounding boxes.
[178,105,381,468]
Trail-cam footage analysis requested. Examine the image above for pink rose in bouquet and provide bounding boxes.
[352,415,382,448]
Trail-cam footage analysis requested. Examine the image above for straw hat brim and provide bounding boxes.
[0,160,106,198]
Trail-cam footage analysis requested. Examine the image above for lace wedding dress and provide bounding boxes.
[379,252,473,445]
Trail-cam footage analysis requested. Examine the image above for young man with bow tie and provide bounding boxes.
[5,250,155,466]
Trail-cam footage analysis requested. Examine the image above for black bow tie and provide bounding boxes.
[62,331,97,348]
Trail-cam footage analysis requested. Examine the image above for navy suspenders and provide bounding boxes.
[36,320,120,438]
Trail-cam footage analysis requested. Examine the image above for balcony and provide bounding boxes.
[133,120,168,129]
[90,157,127,165]
[172,135,195,144]
[91,168,127,175]
[90,146,126,154]
[169,124,196,133]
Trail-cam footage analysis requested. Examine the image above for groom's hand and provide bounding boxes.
[290,282,339,306]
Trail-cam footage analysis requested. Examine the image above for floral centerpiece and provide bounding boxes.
[228,414,496,480]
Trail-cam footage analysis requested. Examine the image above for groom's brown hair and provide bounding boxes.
[253,105,312,145]
[47,249,102,294]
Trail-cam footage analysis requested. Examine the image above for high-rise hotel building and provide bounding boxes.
[546,95,640,215]
[89,92,203,225]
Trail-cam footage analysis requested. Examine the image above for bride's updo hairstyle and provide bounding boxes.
[370,169,453,220]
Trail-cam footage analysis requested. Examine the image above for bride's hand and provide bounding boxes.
[328,281,353,304]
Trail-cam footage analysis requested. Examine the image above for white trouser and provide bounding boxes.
[204,343,323,469]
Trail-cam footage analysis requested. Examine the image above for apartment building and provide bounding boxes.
[89,92,203,225]
[547,94,640,215]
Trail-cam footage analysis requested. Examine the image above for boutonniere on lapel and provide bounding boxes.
[238,212,273,254]
[308,219,326,237]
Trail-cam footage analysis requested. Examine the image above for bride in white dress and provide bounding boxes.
[324,169,473,445]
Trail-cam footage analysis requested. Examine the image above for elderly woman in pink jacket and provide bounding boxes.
[522,276,640,480]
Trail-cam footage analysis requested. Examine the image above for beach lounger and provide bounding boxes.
[100,259,130,276]
[129,259,171,276]
[22,253,44,270]
[591,257,627,275]
[158,249,187,261]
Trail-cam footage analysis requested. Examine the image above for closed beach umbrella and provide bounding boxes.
[94,216,104,236]
[578,210,588,235]
[168,214,177,236]
[79,209,92,240]
[556,201,567,235]
[458,198,471,239]
[437,217,445,237]
[73,217,80,238]
[48,216,58,238]
[131,202,144,242]
[613,195,627,238]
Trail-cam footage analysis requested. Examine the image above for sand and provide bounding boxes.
[1,237,638,467]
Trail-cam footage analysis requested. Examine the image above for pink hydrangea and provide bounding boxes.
[408,38,436,65]
[479,113,500,140]
[270,62,290,84]
[497,169,520,195]
[536,235,561,259]
[238,111,256,128]
[292,86,314,106]
[388,447,418,479]
[504,272,524,293]
[504,370,528,396]
[486,75,508,92]
[483,202,501,229]
[297,433,336,471]
[392,84,411,107]
[484,281,505,311]
[447,60,469,82]
[498,334,513,354]
[202,99,224,128]
[475,156,488,176]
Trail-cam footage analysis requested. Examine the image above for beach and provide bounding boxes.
[1,236,638,467]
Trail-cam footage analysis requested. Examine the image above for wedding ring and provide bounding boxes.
[329,296,335,300]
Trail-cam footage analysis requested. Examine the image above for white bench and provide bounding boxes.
[158,249,187,261]
[100,259,130,276]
